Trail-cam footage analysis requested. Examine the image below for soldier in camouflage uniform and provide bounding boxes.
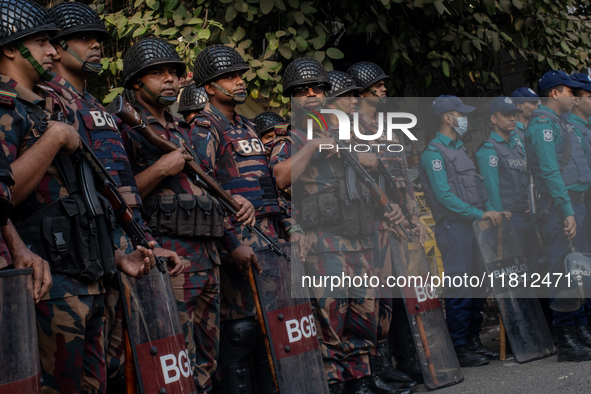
[270,57,395,394]
[178,83,209,124]
[45,4,185,392]
[0,1,165,392]
[120,37,258,393]
[347,62,425,387]
[188,45,307,394]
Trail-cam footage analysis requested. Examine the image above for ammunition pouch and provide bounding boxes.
[142,193,225,239]
[300,179,374,238]
[16,193,116,282]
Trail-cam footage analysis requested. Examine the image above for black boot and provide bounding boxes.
[454,345,489,367]
[368,355,410,394]
[346,377,378,394]
[329,382,346,394]
[578,325,591,348]
[376,343,418,392]
[467,336,500,359]
[556,325,591,362]
[389,300,423,383]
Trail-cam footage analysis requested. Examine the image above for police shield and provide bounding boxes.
[558,251,591,309]
[0,268,41,393]
[391,235,463,390]
[119,269,196,394]
[473,218,555,363]
[253,243,329,394]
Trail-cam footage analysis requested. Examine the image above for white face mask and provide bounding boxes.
[450,115,468,136]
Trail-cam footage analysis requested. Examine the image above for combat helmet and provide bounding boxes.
[254,111,285,138]
[122,37,186,105]
[0,0,59,81]
[346,61,389,91]
[178,84,208,115]
[192,45,250,104]
[283,57,330,96]
[48,2,108,74]
[327,71,359,98]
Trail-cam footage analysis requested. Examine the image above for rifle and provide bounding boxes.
[331,137,414,242]
[106,95,290,262]
[49,112,167,274]
[375,156,418,232]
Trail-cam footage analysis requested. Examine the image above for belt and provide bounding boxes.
[539,190,586,203]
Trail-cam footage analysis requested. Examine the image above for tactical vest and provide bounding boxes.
[526,109,591,193]
[131,106,225,240]
[484,137,528,211]
[197,113,280,219]
[9,83,116,282]
[0,88,14,222]
[419,141,488,221]
[568,120,591,170]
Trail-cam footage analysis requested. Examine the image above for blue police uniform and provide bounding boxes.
[475,97,539,268]
[525,72,591,329]
[419,96,490,348]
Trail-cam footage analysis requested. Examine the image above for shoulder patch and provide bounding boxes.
[432,159,442,171]
[0,90,16,108]
[489,155,498,167]
[543,129,553,142]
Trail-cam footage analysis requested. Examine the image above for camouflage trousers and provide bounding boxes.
[305,243,377,385]
[104,279,123,388]
[171,266,220,393]
[36,294,106,394]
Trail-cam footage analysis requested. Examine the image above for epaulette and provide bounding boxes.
[0,89,16,108]
[38,85,55,92]
[427,146,438,152]
[535,116,549,123]
[483,141,494,148]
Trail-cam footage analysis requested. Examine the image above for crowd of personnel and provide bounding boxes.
[1,1,591,394]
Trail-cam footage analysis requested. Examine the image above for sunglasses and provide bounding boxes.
[292,83,328,97]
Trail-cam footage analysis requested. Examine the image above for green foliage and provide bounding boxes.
[84,0,591,103]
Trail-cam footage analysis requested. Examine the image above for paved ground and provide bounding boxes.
[412,323,591,393]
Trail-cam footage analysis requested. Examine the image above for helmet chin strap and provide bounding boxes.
[210,81,247,104]
[59,40,102,74]
[17,41,53,82]
[138,79,178,106]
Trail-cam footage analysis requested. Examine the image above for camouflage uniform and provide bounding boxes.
[122,103,242,392]
[269,121,377,385]
[190,102,292,320]
[0,74,110,394]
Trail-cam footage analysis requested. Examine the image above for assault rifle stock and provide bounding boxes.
[107,95,290,262]
[50,112,167,274]
[332,138,413,242]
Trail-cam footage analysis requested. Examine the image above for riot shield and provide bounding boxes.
[0,268,41,393]
[391,235,463,390]
[555,251,591,311]
[253,243,329,394]
[473,218,555,363]
[119,268,196,394]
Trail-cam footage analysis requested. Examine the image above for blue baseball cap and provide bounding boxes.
[538,70,583,92]
[489,96,523,116]
[511,87,539,104]
[570,73,591,92]
[432,95,476,115]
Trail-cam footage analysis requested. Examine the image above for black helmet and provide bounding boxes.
[178,84,208,115]
[122,37,186,89]
[346,62,389,91]
[254,111,285,137]
[327,71,359,98]
[48,2,108,74]
[122,88,135,106]
[0,0,58,47]
[283,57,331,96]
[193,45,250,87]
[49,2,108,42]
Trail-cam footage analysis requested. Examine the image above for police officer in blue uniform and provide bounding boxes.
[419,96,507,367]
[475,97,538,266]
[511,87,540,142]
[524,70,591,362]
